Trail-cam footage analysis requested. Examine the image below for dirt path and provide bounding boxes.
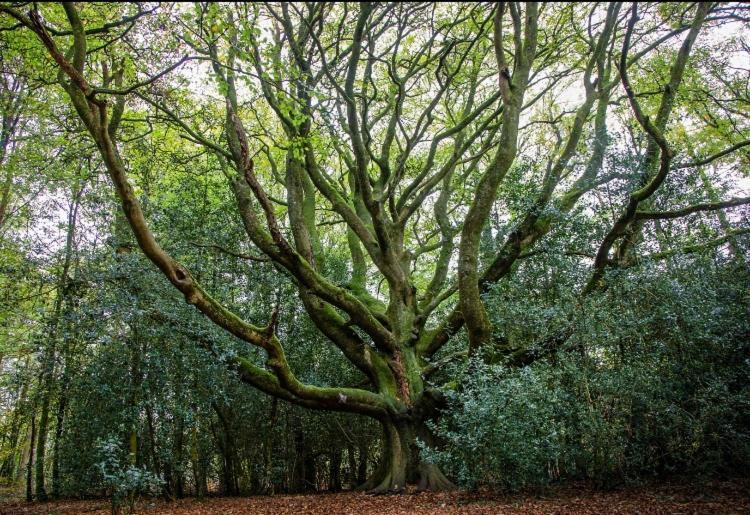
[2,480,749,514]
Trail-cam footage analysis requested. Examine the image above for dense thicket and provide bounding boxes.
[428,260,750,490]
[0,1,748,505]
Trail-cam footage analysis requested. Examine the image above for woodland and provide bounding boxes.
[0,1,749,513]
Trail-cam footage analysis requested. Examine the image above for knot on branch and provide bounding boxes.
[500,67,511,80]
[173,266,189,283]
[389,350,412,407]
[173,267,200,304]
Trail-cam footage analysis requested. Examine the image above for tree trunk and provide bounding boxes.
[304,452,317,491]
[145,403,168,499]
[329,447,341,492]
[26,412,36,502]
[213,403,238,496]
[359,419,454,493]
[292,428,304,492]
[172,418,185,498]
[34,386,50,501]
[346,444,357,489]
[260,398,278,494]
[190,425,207,498]
[51,372,69,498]
[291,426,316,492]
[171,341,185,498]
[357,440,368,485]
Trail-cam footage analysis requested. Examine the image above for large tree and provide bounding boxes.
[2,2,748,492]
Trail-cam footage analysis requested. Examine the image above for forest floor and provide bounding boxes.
[1,479,749,514]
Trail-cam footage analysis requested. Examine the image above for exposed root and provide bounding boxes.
[417,463,457,491]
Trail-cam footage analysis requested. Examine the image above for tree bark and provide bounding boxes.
[145,403,166,498]
[329,447,341,492]
[260,398,278,494]
[357,440,368,486]
[189,424,208,499]
[34,372,50,500]
[51,370,69,498]
[213,403,239,496]
[359,419,454,494]
[26,412,36,502]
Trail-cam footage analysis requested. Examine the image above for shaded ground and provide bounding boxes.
[2,479,749,514]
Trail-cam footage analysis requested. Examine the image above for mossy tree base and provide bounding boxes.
[359,419,456,494]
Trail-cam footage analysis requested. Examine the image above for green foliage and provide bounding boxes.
[425,262,750,491]
[95,437,163,514]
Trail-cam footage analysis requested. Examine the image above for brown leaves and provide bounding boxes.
[2,480,749,515]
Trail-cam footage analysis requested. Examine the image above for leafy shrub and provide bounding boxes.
[95,437,163,514]
[424,261,750,491]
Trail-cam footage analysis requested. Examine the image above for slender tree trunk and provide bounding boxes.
[357,440,368,485]
[261,398,278,494]
[51,370,69,498]
[172,341,185,498]
[34,379,50,500]
[329,447,342,492]
[304,451,316,492]
[213,403,238,496]
[145,403,165,496]
[291,428,304,493]
[346,444,357,489]
[26,412,36,502]
[291,426,320,492]
[143,410,155,461]
[189,425,207,498]
[172,417,185,498]
[199,458,208,497]
[126,334,142,469]
[209,422,225,496]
